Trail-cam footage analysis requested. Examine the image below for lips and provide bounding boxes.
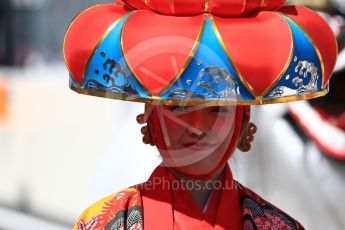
[182,142,214,149]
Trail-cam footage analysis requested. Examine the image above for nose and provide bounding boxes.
[186,109,208,138]
[187,130,207,139]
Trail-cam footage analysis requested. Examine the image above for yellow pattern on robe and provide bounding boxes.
[73,188,143,230]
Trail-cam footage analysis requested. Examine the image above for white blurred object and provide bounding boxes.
[87,102,162,203]
[0,206,68,230]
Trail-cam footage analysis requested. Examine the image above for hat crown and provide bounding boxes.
[121,0,286,17]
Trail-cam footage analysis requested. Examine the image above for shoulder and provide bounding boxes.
[72,187,143,230]
[236,182,305,230]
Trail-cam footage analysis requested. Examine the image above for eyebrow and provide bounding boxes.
[170,103,218,116]
[162,109,204,136]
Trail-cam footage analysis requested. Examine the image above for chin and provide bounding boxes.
[162,144,230,177]
[174,159,218,177]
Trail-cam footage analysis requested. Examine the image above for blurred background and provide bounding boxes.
[0,0,344,229]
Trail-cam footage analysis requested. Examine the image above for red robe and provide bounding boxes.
[74,165,304,230]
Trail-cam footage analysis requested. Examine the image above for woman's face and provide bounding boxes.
[153,105,238,176]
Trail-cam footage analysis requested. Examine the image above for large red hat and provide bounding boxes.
[64,0,337,105]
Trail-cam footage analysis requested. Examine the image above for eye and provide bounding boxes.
[211,107,228,113]
[166,105,186,112]
[167,106,179,111]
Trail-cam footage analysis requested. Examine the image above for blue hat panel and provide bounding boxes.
[161,16,255,102]
[81,13,149,99]
[264,16,323,100]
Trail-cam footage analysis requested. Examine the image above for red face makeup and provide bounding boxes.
[147,104,245,177]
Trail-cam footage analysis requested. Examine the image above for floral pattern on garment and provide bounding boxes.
[239,185,304,230]
[73,182,304,230]
[75,188,143,230]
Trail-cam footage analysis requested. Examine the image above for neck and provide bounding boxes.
[171,167,225,210]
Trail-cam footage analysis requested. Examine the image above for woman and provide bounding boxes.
[74,104,305,229]
[64,0,337,229]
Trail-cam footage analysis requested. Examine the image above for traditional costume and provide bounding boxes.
[63,0,337,229]
[74,165,305,230]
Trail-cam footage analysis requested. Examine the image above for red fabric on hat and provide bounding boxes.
[120,0,285,17]
[122,11,204,95]
[213,13,292,96]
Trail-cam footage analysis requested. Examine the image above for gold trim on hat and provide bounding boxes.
[208,14,258,98]
[63,3,114,88]
[260,12,294,97]
[70,84,329,106]
[157,14,207,97]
